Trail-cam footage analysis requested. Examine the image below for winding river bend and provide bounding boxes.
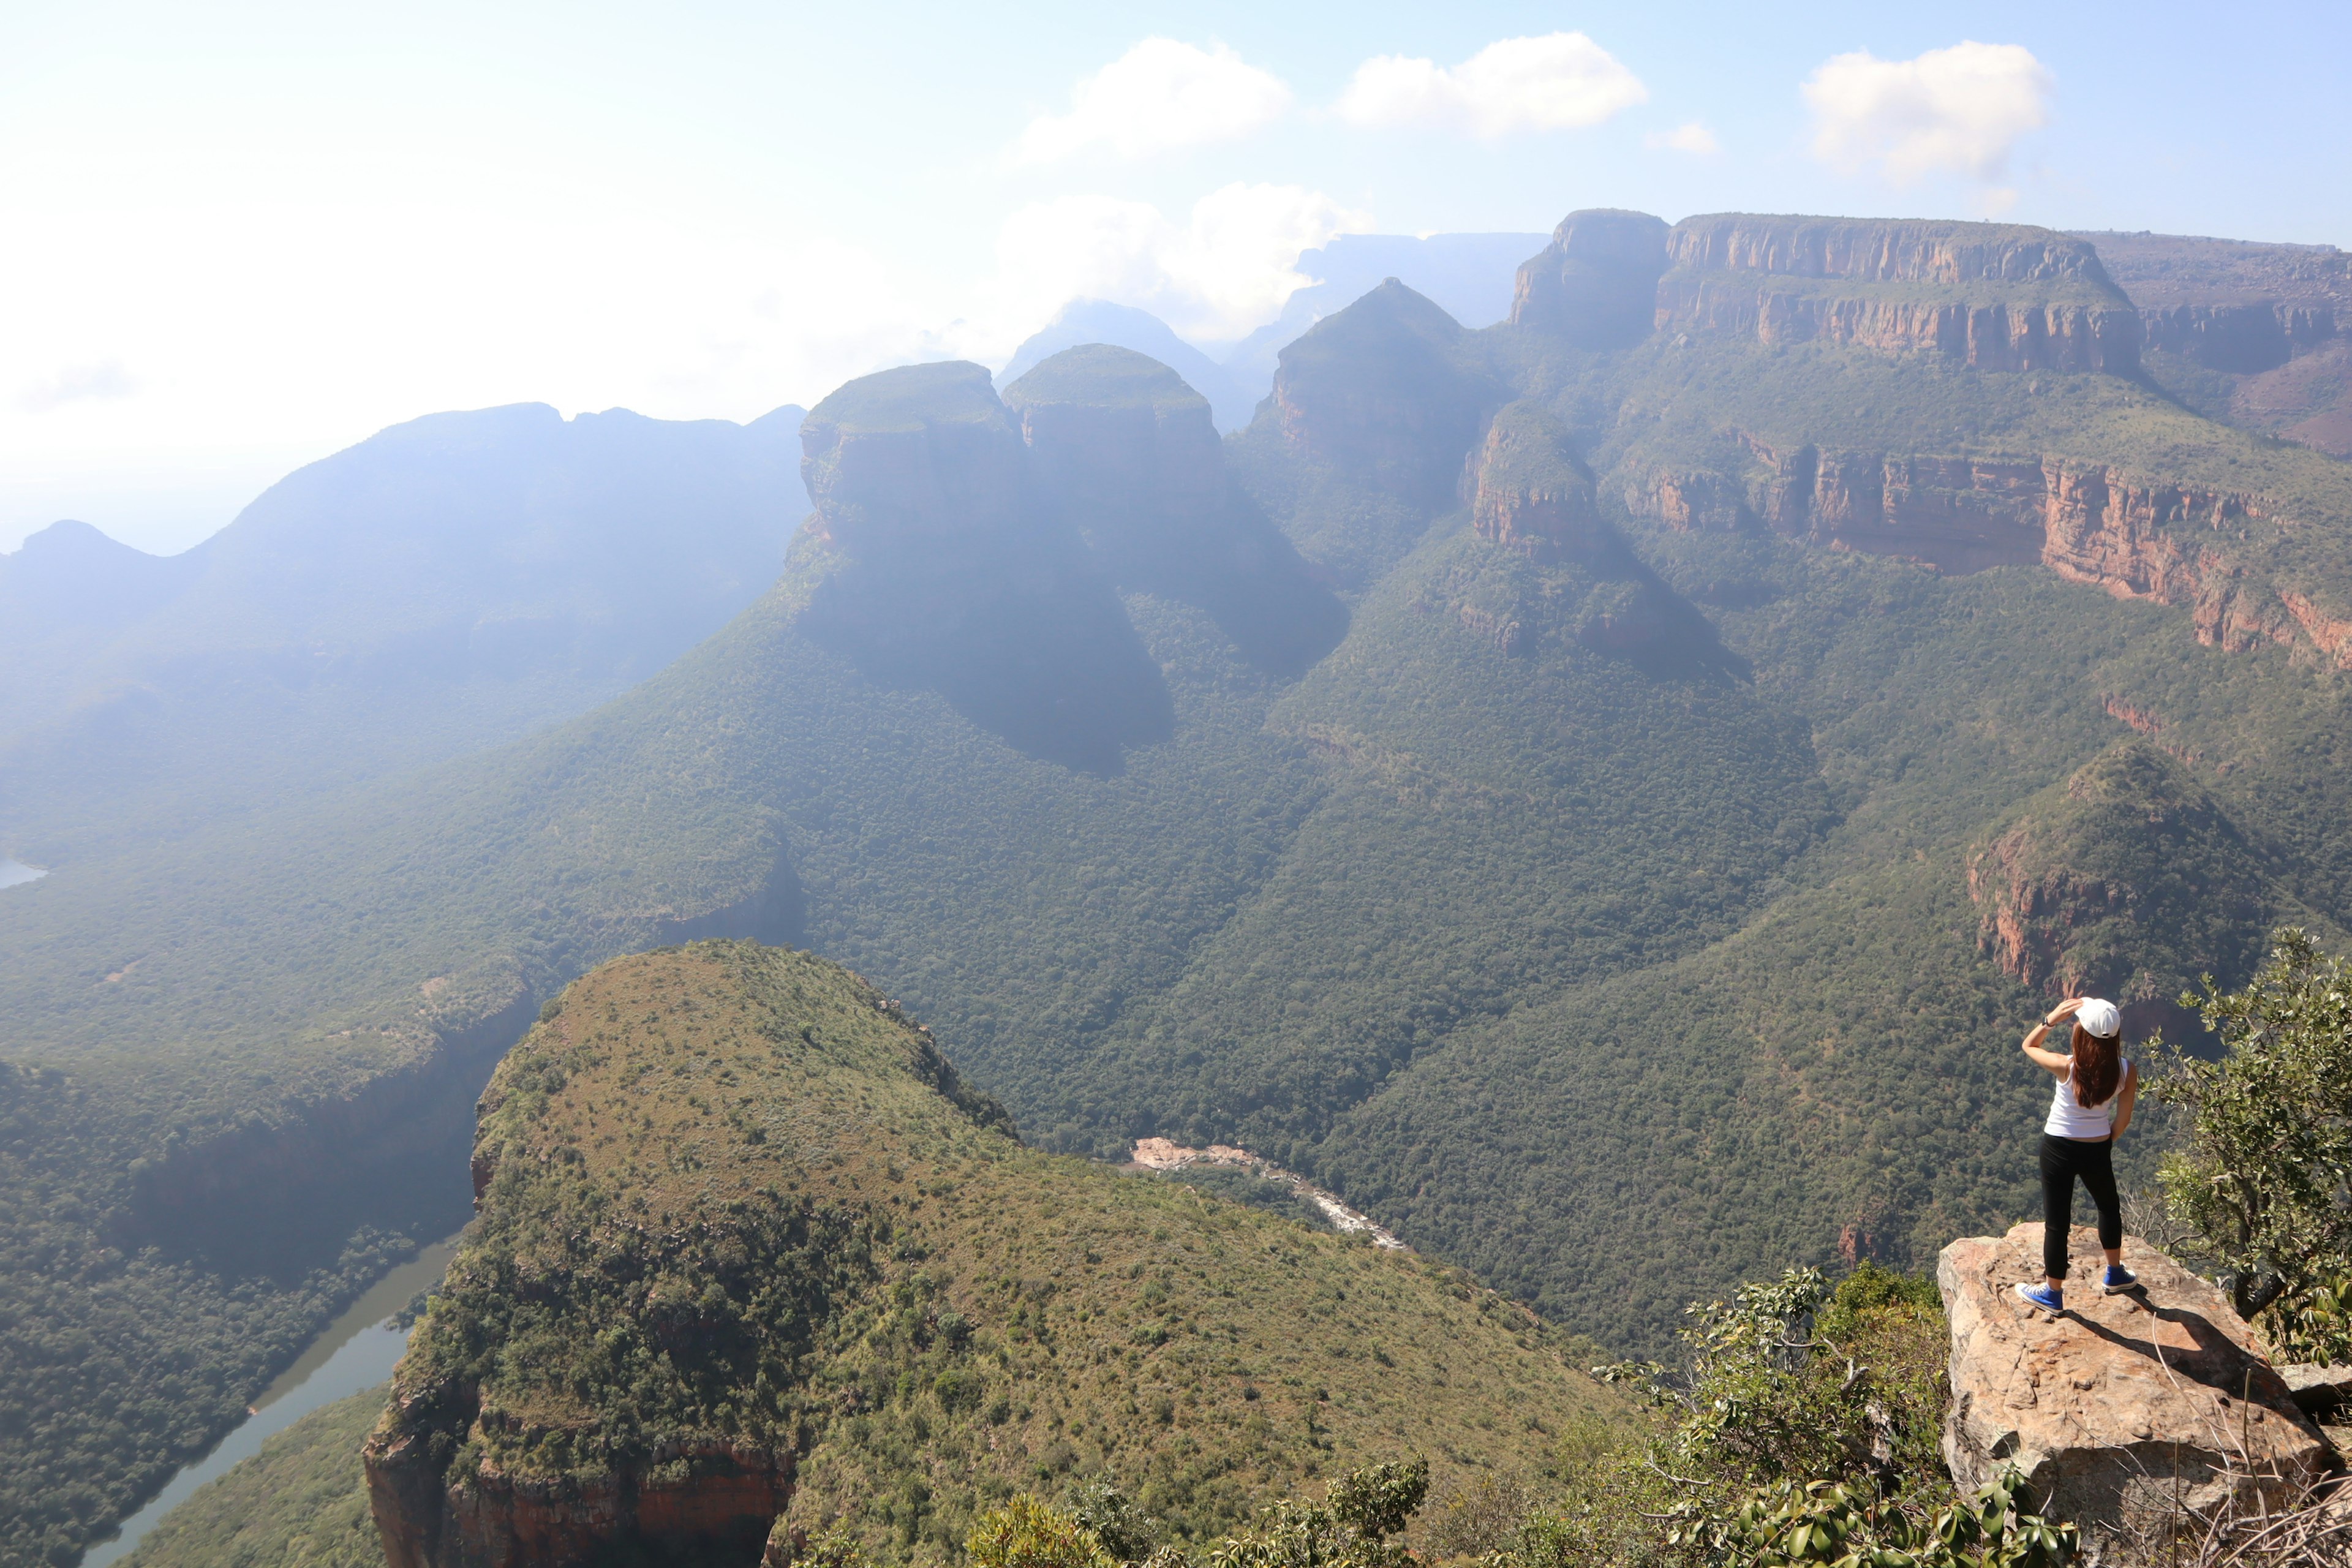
[81,1233,462,1567]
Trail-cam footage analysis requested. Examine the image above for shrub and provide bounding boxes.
[2157,928,2352,1325]
[967,1494,1118,1568]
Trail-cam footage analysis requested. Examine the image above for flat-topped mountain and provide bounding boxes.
[20,206,2352,1567]
[366,941,1609,1567]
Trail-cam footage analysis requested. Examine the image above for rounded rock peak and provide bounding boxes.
[804,360,1009,436]
[1002,344,1209,413]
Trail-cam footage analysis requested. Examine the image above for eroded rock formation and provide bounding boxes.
[1657,215,2141,372]
[1005,344,1346,675]
[1507,209,1668,348]
[796,360,1174,773]
[1270,279,1498,509]
[1469,402,1605,562]
[1634,433,2352,668]
[1940,1223,2333,1533]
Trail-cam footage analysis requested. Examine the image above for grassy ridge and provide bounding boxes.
[377,943,1619,1562]
[13,243,2352,1561]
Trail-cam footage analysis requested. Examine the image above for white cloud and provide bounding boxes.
[1009,39,1291,164]
[982,183,1370,347]
[1645,121,1719,155]
[1803,41,2052,187]
[20,360,138,413]
[1335,32,1646,138]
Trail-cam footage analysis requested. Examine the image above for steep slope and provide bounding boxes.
[1004,345,1344,676]
[0,402,807,865]
[366,942,1611,1567]
[1229,281,1504,589]
[19,208,2352,1562]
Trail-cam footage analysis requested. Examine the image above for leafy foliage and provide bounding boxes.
[968,1495,1118,1568]
[1698,1470,2077,1568]
[379,943,1620,1565]
[2157,928,2352,1323]
[20,219,2352,1563]
[1599,1266,1948,1515]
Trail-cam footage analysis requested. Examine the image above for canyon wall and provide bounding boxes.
[797,360,1174,774]
[1623,434,2352,668]
[1006,345,1346,676]
[1507,208,1667,348]
[2139,301,2337,374]
[1656,216,2141,372]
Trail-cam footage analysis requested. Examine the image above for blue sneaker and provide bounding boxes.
[2014,1281,2064,1313]
[2102,1264,2138,1295]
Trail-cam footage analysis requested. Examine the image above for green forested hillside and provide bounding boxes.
[10,214,2352,1564]
[367,943,1615,1565]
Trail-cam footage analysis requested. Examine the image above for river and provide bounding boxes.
[1,857,48,888]
[81,1232,463,1567]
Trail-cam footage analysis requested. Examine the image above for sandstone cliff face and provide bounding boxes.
[2140,301,2337,374]
[1940,1224,2332,1533]
[1656,215,2141,372]
[796,360,1174,774]
[1507,208,1667,348]
[1667,432,2352,668]
[1461,402,1692,657]
[369,1422,788,1568]
[1468,402,1605,562]
[1005,345,1346,676]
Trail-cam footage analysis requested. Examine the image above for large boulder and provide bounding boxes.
[1940,1223,2334,1534]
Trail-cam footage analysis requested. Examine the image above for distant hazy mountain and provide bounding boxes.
[0,401,809,864]
[1221,231,1548,403]
[999,299,1256,430]
[20,208,2352,1565]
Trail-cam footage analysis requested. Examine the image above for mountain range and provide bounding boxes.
[6,207,2352,1568]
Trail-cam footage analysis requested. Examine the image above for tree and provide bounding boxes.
[1206,1460,1429,1568]
[967,1494,1118,1568]
[2158,928,2352,1322]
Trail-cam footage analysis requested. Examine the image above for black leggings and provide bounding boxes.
[2038,1133,2122,1280]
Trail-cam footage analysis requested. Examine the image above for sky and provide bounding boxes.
[4,0,2347,554]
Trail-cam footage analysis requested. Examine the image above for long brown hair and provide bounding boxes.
[2070,1022,2122,1107]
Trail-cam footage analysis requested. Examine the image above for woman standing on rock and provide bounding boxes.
[2014,996,2139,1313]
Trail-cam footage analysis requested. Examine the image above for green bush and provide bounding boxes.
[2157,928,2352,1325]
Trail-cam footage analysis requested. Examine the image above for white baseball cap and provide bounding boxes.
[2075,997,2122,1038]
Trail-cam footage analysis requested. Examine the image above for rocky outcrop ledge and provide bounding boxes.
[1940,1223,2334,1535]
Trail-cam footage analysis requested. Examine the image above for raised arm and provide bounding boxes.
[2020,998,2081,1076]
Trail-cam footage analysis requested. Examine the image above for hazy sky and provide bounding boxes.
[5,0,2347,554]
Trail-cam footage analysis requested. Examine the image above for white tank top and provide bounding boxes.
[2046,1058,2132,1139]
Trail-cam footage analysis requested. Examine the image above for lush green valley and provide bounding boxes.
[8,208,2352,1565]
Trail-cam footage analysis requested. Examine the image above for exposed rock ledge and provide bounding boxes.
[1656,215,2141,372]
[1940,1223,2334,1535]
[1626,438,2352,669]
